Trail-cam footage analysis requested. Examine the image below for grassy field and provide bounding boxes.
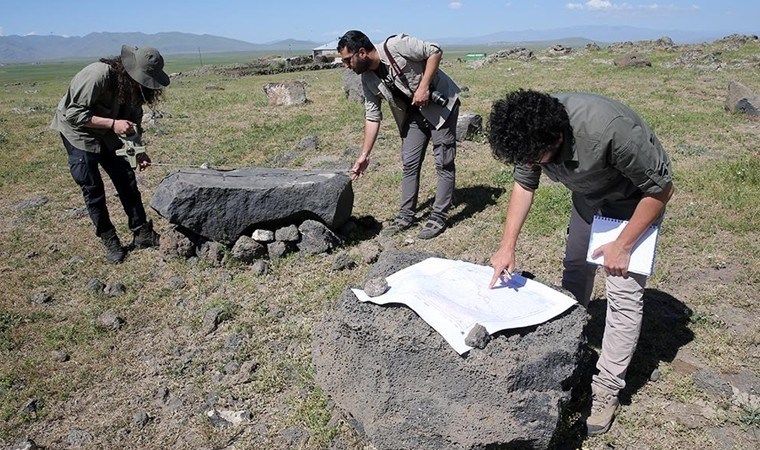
[0,39,758,449]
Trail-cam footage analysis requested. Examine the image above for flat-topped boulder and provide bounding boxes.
[150,167,353,244]
[312,251,587,450]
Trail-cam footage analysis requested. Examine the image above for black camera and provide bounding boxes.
[430,90,448,107]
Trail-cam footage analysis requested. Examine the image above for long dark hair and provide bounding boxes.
[99,56,163,107]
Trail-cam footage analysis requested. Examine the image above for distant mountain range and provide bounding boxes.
[433,25,734,47]
[0,32,320,63]
[0,26,743,63]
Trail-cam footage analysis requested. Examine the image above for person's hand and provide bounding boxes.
[113,119,137,136]
[412,87,430,107]
[350,153,370,181]
[489,245,516,288]
[136,152,152,171]
[591,241,631,278]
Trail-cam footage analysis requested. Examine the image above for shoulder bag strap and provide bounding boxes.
[383,35,411,92]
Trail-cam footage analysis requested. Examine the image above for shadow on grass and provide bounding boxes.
[551,288,695,449]
[418,184,506,226]
[345,184,505,243]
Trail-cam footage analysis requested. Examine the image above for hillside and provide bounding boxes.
[0,32,320,63]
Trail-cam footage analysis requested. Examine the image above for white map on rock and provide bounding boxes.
[351,257,577,355]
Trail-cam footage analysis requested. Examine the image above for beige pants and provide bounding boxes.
[561,205,648,394]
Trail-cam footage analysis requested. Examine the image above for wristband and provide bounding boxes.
[111,119,115,130]
[361,152,370,158]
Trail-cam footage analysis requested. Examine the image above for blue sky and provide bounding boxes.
[2,1,758,43]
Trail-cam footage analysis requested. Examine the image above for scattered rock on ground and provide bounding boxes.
[456,112,483,142]
[51,350,70,362]
[464,323,491,349]
[10,438,38,450]
[97,310,125,330]
[15,196,48,211]
[331,253,356,270]
[297,219,341,255]
[30,293,52,304]
[252,229,275,242]
[104,282,126,297]
[363,277,388,297]
[693,369,734,398]
[250,259,271,276]
[166,276,186,290]
[203,307,225,335]
[133,410,151,429]
[86,278,105,293]
[263,80,307,106]
[614,54,652,67]
[725,80,760,116]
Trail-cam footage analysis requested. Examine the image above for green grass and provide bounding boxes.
[0,38,758,450]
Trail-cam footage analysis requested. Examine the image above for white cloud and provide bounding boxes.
[586,0,614,9]
[25,31,37,36]
[565,1,685,11]
[449,2,462,9]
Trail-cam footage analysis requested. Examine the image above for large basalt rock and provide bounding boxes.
[456,112,483,142]
[150,168,353,244]
[342,69,364,103]
[312,251,587,450]
[725,81,760,116]
[263,80,307,106]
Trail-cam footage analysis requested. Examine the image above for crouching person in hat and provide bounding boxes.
[50,45,170,264]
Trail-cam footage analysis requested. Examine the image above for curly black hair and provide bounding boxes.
[488,89,569,165]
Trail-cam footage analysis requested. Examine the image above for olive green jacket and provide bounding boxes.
[513,92,672,222]
[50,62,142,153]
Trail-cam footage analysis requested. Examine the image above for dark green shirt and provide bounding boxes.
[513,92,672,222]
[50,62,142,153]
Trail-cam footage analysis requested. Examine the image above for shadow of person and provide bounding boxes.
[417,184,505,226]
[344,184,506,245]
[585,288,694,402]
[549,288,695,449]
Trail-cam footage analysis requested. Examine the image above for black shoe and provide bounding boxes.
[380,216,413,236]
[100,228,125,264]
[133,220,160,249]
[418,218,446,240]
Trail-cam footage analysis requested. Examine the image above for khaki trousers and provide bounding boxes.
[561,205,648,394]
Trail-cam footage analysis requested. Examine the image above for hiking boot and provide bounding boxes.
[133,220,160,248]
[101,228,125,264]
[586,384,620,436]
[380,216,413,236]
[418,218,446,240]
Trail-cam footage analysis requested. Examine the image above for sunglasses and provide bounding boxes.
[341,50,359,66]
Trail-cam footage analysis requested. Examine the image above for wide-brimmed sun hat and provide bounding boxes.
[121,44,171,89]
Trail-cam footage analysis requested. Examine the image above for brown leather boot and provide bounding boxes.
[100,228,125,264]
[133,220,160,249]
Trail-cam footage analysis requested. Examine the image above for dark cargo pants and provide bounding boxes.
[62,135,147,237]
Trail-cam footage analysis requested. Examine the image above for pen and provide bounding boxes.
[503,268,512,280]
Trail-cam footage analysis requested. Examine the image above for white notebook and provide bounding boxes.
[586,215,660,276]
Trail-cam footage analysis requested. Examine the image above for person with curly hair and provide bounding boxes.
[51,45,170,264]
[488,89,674,436]
[338,30,461,239]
